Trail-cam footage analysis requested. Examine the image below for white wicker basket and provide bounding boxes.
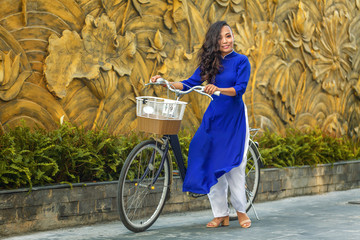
[136,96,187,135]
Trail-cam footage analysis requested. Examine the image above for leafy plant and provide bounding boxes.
[1,124,359,190]
[257,128,360,168]
[0,122,141,190]
[0,123,58,189]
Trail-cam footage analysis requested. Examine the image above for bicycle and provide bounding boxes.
[117,79,262,232]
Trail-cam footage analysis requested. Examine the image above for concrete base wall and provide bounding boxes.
[1,160,359,237]
[256,160,360,202]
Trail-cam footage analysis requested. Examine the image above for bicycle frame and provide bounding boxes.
[143,135,186,186]
[140,136,171,185]
[167,135,187,181]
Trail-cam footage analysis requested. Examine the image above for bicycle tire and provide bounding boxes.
[117,139,171,232]
[229,140,261,219]
[244,140,261,211]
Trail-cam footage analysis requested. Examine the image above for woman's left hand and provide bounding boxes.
[204,84,219,95]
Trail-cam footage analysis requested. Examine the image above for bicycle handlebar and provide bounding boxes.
[145,78,220,100]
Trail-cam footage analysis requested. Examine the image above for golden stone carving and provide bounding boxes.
[0,51,31,101]
[45,14,136,98]
[234,14,288,126]
[312,10,356,96]
[215,0,243,15]
[159,45,194,80]
[164,0,189,33]
[285,2,314,61]
[0,0,359,141]
[146,29,167,76]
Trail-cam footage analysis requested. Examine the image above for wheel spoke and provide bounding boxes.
[118,140,170,232]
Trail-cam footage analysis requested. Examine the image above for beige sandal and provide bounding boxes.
[206,216,230,228]
[239,219,251,228]
[237,212,251,228]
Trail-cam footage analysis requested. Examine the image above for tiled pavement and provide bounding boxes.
[3,188,360,240]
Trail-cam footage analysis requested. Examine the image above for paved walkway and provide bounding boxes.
[3,188,360,240]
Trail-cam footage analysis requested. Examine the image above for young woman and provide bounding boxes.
[150,21,251,228]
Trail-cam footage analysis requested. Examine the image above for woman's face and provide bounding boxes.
[218,26,234,57]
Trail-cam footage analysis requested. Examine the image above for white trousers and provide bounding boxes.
[207,104,249,218]
[207,157,248,217]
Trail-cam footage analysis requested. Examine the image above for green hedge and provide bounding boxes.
[0,123,359,190]
[257,128,360,168]
[0,123,142,190]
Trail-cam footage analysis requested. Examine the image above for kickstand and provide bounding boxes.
[246,189,260,220]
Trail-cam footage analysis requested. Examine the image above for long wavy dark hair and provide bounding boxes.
[199,21,230,84]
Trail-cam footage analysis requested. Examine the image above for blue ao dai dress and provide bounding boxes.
[181,51,251,194]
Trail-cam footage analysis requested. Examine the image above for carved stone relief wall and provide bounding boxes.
[0,0,359,139]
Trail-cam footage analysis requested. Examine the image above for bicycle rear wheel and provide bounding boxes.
[244,140,261,211]
[117,139,170,232]
[229,140,261,219]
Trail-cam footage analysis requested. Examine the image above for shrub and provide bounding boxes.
[257,128,360,168]
[0,123,141,190]
[0,124,359,190]
[0,124,58,189]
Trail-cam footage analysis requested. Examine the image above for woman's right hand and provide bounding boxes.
[150,75,162,83]
[150,76,184,90]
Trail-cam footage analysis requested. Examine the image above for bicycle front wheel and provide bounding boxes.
[117,139,170,232]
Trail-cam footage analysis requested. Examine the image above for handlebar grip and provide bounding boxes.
[148,78,166,84]
[156,78,166,84]
[213,91,220,96]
